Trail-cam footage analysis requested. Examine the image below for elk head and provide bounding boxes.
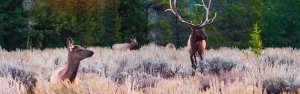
[51,38,94,84]
[129,37,138,50]
[165,43,176,51]
[66,38,94,61]
[112,36,138,51]
[165,0,217,74]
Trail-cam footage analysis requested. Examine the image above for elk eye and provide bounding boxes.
[75,49,82,52]
[72,47,78,50]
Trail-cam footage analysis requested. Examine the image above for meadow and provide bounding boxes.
[0,44,299,94]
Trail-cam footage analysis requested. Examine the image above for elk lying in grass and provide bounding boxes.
[165,43,176,51]
[50,38,94,84]
[112,37,138,51]
[166,0,217,75]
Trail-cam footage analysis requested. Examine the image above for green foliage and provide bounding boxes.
[211,0,263,48]
[261,0,300,47]
[28,0,108,48]
[22,0,149,49]
[0,0,299,50]
[101,0,122,46]
[161,0,263,48]
[250,23,262,54]
[119,0,148,47]
[159,20,173,44]
[0,0,28,50]
[156,20,173,44]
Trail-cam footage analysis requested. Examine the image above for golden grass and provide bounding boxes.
[33,74,267,94]
[0,44,299,94]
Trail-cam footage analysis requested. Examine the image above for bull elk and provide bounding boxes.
[112,37,138,51]
[50,38,94,84]
[165,0,217,74]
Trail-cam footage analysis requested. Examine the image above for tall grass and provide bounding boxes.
[0,44,299,94]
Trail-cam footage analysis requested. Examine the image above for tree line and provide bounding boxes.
[0,0,299,50]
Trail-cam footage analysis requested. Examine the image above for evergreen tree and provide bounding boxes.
[211,0,263,48]
[250,23,262,54]
[261,0,300,47]
[119,0,149,46]
[101,0,122,46]
[0,0,28,50]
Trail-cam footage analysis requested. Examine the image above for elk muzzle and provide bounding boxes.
[86,50,94,57]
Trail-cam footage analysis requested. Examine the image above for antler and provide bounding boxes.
[196,0,217,27]
[166,0,216,27]
[165,0,194,26]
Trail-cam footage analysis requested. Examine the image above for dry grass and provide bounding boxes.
[0,44,299,94]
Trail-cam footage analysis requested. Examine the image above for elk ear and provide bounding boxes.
[131,37,136,42]
[66,37,74,51]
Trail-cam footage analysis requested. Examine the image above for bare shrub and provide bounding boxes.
[0,45,300,93]
[135,61,178,78]
[259,55,294,67]
[0,65,37,94]
[0,77,25,94]
[199,56,237,75]
[262,76,299,94]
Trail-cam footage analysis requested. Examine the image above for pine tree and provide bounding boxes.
[250,23,262,54]
[119,0,148,46]
[0,0,28,50]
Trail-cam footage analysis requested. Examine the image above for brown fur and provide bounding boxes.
[165,43,176,51]
[50,38,94,84]
[112,37,137,51]
[187,26,208,72]
[166,0,216,75]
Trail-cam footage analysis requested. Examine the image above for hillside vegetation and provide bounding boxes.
[1,0,300,50]
[0,44,299,94]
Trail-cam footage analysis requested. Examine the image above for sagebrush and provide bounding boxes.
[0,44,299,94]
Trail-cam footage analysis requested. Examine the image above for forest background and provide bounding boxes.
[0,0,299,50]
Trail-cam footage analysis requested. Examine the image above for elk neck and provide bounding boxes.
[63,56,81,82]
[190,26,208,41]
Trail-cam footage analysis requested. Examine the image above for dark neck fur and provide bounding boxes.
[63,57,80,82]
[129,41,137,50]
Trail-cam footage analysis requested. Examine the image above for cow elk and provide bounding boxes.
[165,0,217,75]
[165,43,176,51]
[112,37,138,51]
[50,38,94,84]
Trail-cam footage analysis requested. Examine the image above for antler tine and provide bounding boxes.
[207,13,217,24]
[197,0,217,27]
[206,0,210,21]
[165,0,194,26]
[165,0,175,14]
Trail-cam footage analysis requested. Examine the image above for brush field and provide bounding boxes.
[0,44,299,94]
